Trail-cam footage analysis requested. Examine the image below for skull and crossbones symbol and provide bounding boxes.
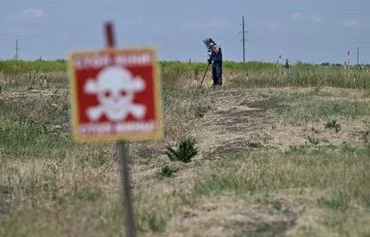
[84,66,146,121]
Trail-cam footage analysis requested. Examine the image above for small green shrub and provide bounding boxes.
[360,130,369,143]
[194,104,211,118]
[89,150,108,169]
[246,140,263,149]
[307,136,320,145]
[66,186,101,202]
[157,165,177,178]
[325,120,341,133]
[148,213,166,232]
[317,194,348,211]
[256,193,289,213]
[165,138,198,163]
[365,199,370,208]
[256,195,289,213]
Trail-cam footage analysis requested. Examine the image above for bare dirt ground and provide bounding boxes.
[162,196,298,237]
[196,89,278,155]
[194,87,369,156]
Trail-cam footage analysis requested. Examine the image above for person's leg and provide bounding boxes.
[212,64,217,85]
[215,61,223,85]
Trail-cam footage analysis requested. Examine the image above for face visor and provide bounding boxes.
[203,38,214,48]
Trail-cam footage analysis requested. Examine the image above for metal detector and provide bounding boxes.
[199,63,210,87]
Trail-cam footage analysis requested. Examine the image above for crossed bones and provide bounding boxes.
[84,66,146,122]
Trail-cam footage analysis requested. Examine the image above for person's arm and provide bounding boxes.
[207,48,212,64]
[211,44,221,53]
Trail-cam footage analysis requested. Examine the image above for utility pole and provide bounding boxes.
[15,39,19,60]
[347,50,350,67]
[357,46,360,66]
[241,16,247,62]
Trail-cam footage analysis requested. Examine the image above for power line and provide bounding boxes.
[242,16,245,62]
[244,9,370,17]
[0,17,46,26]
[0,32,53,39]
[246,42,370,49]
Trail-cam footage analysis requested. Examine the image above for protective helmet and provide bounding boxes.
[203,38,215,48]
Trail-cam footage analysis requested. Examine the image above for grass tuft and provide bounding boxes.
[317,193,349,211]
[325,119,341,133]
[157,165,177,178]
[165,138,198,163]
[148,213,167,232]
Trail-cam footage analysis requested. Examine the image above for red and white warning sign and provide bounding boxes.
[68,48,163,141]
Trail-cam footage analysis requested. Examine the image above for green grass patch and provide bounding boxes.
[65,186,102,203]
[148,213,167,232]
[194,175,258,196]
[231,64,370,89]
[0,59,67,74]
[0,93,69,126]
[157,165,177,178]
[0,121,71,157]
[193,147,370,207]
[317,193,349,211]
[276,95,370,122]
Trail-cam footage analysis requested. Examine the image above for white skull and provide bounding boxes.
[84,66,146,121]
[96,66,135,110]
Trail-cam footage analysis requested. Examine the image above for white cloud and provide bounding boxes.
[292,11,323,23]
[183,18,232,30]
[292,12,304,19]
[6,9,44,20]
[342,19,359,28]
[309,12,322,22]
[260,20,282,31]
[18,9,44,19]
[123,15,144,26]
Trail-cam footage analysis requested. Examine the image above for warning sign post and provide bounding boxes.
[68,22,162,237]
[69,34,162,142]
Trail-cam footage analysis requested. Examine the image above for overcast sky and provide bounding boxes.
[1,0,370,64]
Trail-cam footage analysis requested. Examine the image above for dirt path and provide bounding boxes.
[194,87,369,157]
[195,89,279,156]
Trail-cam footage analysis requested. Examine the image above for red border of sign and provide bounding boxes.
[68,47,164,142]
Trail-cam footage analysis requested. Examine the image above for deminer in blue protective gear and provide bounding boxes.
[204,38,223,86]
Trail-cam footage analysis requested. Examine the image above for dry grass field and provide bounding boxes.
[0,60,370,236]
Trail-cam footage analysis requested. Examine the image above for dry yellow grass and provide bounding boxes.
[0,69,370,237]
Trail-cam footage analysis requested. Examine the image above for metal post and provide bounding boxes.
[104,21,136,237]
[357,47,360,66]
[15,39,19,60]
[117,141,136,237]
[347,50,350,67]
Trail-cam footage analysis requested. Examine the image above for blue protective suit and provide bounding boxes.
[207,40,223,86]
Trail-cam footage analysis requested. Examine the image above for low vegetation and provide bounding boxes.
[0,60,369,236]
[165,138,198,163]
[157,165,177,178]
